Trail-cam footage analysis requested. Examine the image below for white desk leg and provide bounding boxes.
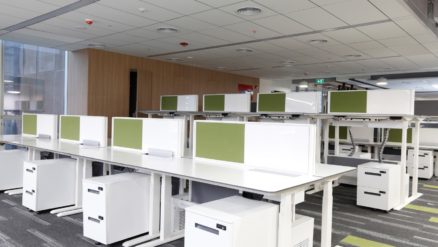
[412,120,420,197]
[321,180,333,247]
[278,192,295,247]
[323,120,330,163]
[51,158,92,217]
[123,172,161,247]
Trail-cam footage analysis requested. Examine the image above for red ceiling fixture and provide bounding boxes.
[85,18,94,25]
[179,41,189,47]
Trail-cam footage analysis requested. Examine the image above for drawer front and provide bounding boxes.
[83,213,107,244]
[22,189,36,211]
[357,187,391,211]
[357,167,389,190]
[23,163,37,189]
[407,165,434,179]
[185,212,232,247]
[83,183,106,217]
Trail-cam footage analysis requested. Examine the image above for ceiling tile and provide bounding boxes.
[191,9,244,26]
[101,0,182,21]
[89,33,146,47]
[286,7,347,30]
[322,0,387,25]
[254,0,316,14]
[407,54,438,68]
[199,27,251,42]
[0,14,25,29]
[394,16,433,36]
[224,21,280,39]
[310,0,351,5]
[378,36,419,47]
[361,47,399,58]
[140,0,211,15]
[195,0,245,8]
[357,22,406,40]
[268,37,312,50]
[79,4,156,28]
[295,33,341,45]
[1,0,60,13]
[253,15,311,35]
[325,28,372,44]
[349,40,385,50]
[389,44,430,56]
[368,0,412,19]
[166,16,217,32]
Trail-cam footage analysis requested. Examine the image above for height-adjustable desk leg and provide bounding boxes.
[278,192,296,247]
[321,180,333,247]
[51,158,92,217]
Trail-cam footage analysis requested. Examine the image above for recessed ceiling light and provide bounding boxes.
[186,56,193,59]
[236,48,254,53]
[88,43,105,49]
[376,77,388,86]
[282,60,296,65]
[309,39,328,45]
[236,7,262,16]
[433,84,438,89]
[216,66,226,70]
[156,27,178,33]
[167,57,183,61]
[138,7,146,13]
[6,90,20,94]
[344,54,362,58]
[3,80,13,83]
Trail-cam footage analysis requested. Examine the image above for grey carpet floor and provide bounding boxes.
[0,178,437,247]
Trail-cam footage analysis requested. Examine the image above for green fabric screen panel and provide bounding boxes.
[60,116,80,141]
[204,95,225,111]
[23,114,37,135]
[388,128,412,143]
[330,91,367,113]
[258,93,286,112]
[161,96,178,111]
[195,122,245,163]
[113,118,143,150]
[329,126,348,140]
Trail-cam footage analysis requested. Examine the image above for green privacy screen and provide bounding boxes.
[161,96,178,111]
[258,93,286,112]
[113,118,143,150]
[388,128,412,143]
[195,122,245,163]
[23,114,37,135]
[60,116,80,141]
[330,91,367,113]
[204,95,225,111]
[329,126,348,140]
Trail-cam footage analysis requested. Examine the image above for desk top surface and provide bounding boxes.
[0,135,354,195]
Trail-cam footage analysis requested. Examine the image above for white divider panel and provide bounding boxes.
[285,92,322,113]
[224,93,251,112]
[419,128,438,146]
[142,118,186,157]
[244,122,316,175]
[177,95,198,111]
[349,127,374,143]
[37,114,58,139]
[367,90,414,115]
[80,116,108,147]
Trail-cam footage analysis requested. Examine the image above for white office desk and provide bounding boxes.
[0,134,353,247]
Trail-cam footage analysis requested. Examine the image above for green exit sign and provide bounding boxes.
[315,79,325,84]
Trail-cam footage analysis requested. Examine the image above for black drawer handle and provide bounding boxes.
[419,167,426,170]
[364,191,381,196]
[419,154,426,157]
[25,190,33,195]
[364,172,381,176]
[88,217,100,223]
[87,189,100,194]
[195,223,219,235]
[25,169,34,173]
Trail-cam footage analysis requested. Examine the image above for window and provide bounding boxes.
[2,40,67,135]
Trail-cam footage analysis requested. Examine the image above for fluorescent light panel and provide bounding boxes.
[0,0,99,35]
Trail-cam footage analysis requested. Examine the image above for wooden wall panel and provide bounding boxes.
[86,49,259,134]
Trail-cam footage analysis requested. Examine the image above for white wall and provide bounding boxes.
[259,79,293,93]
[67,50,88,115]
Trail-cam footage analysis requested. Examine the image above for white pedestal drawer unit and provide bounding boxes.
[185,196,278,247]
[22,159,76,212]
[0,150,27,190]
[407,149,434,179]
[357,162,402,211]
[83,173,150,245]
